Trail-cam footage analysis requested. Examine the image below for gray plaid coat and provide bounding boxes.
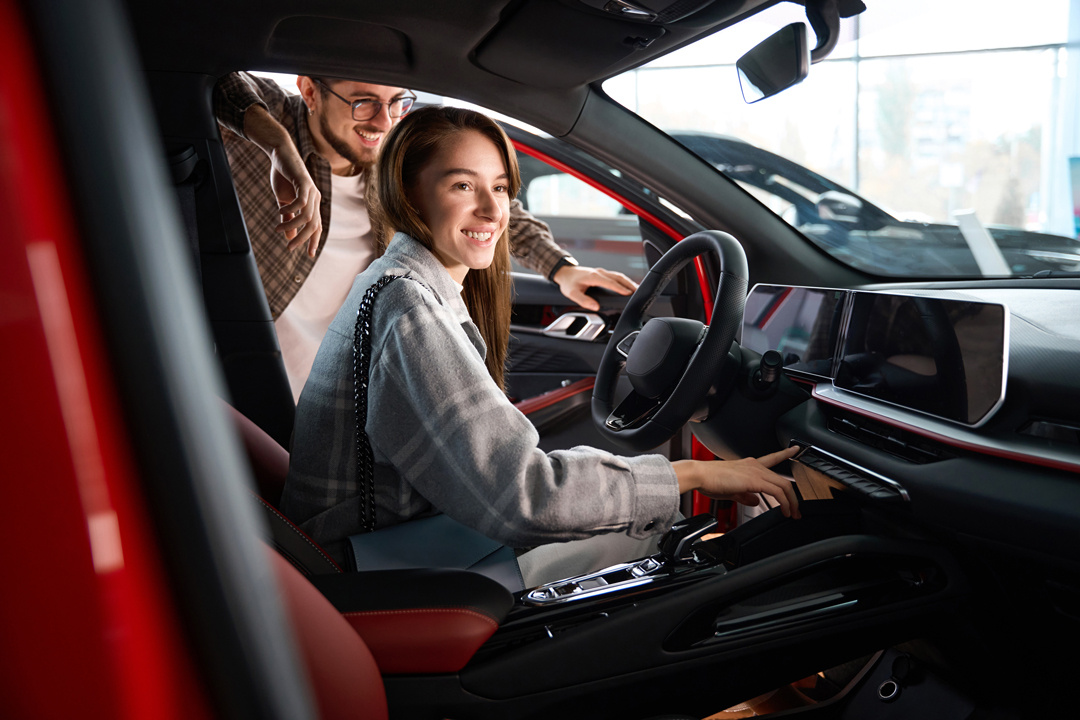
[281,234,679,563]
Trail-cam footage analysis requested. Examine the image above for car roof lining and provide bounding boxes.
[124,0,784,136]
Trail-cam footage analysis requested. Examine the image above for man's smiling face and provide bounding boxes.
[307,79,410,173]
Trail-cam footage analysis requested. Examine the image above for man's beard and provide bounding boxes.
[318,112,376,175]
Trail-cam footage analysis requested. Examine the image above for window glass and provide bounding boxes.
[525,174,625,217]
[513,152,650,282]
[605,0,1080,278]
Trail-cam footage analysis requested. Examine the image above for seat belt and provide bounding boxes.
[167,143,203,284]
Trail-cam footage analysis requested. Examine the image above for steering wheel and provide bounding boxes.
[592,230,748,452]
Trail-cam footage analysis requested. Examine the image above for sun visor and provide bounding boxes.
[474,0,665,89]
[268,16,412,72]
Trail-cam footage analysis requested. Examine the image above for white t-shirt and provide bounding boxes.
[275,172,374,401]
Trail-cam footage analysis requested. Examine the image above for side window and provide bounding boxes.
[514,154,650,283]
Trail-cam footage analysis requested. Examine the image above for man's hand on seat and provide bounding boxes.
[552,264,637,311]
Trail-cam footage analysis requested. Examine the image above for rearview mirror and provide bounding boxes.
[736,22,810,104]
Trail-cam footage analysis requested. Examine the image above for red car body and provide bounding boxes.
[0,4,213,718]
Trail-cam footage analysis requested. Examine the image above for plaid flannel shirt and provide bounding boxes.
[213,72,571,318]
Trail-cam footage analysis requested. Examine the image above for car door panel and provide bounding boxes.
[509,267,688,455]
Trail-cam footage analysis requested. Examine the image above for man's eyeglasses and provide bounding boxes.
[314,79,416,121]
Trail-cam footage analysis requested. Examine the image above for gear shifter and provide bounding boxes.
[522,513,722,606]
[657,513,719,562]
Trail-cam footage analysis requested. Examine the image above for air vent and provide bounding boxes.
[1019,419,1080,446]
[826,408,954,464]
[793,445,908,503]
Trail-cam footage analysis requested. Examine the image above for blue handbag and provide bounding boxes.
[346,274,524,593]
[347,513,524,591]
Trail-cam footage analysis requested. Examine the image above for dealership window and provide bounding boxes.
[512,152,651,282]
[606,0,1080,277]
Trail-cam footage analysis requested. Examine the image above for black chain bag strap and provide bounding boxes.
[353,273,404,534]
[347,272,524,592]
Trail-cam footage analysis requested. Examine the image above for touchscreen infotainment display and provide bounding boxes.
[834,292,1007,425]
[743,285,1009,426]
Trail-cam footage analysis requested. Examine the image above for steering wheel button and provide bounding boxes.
[616,331,639,357]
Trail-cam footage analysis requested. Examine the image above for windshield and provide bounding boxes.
[604,0,1080,279]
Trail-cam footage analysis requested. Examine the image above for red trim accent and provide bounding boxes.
[810,385,1080,474]
[270,550,388,720]
[513,142,684,241]
[690,437,715,516]
[0,3,210,717]
[756,286,793,329]
[695,256,716,323]
[514,376,595,415]
[689,438,738,531]
[512,140,715,319]
[344,608,500,674]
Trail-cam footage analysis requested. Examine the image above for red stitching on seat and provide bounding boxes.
[255,494,343,573]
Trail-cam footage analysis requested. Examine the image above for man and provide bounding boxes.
[214,72,637,400]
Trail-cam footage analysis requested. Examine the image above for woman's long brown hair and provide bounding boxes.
[368,106,520,390]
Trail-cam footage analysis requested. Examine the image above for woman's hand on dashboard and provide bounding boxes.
[673,446,801,519]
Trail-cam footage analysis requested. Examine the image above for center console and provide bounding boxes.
[376,493,968,719]
[467,498,958,676]
[522,513,722,606]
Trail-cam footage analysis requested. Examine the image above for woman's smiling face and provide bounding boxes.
[410,130,510,284]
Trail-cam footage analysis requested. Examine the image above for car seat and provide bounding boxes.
[236,403,708,719]
[268,546,388,720]
[224,400,342,576]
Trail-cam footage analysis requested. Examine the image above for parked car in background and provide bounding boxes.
[672,130,1080,277]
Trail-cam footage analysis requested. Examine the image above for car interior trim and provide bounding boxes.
[513,376,596,415]
[256,495,344,575]
[811,384,1080,474]
[790,441,911,502]
[542,311,608,341]
[310,567,513,674]
[512,139,684,241]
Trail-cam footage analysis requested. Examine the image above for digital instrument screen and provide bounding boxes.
[742,285,848,378]
[743,285,1008,425]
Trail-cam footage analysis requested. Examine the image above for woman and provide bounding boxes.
[282,106,798,585]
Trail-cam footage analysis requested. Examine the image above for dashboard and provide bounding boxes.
[742,284,1080,475]
[685,283,1080,571]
